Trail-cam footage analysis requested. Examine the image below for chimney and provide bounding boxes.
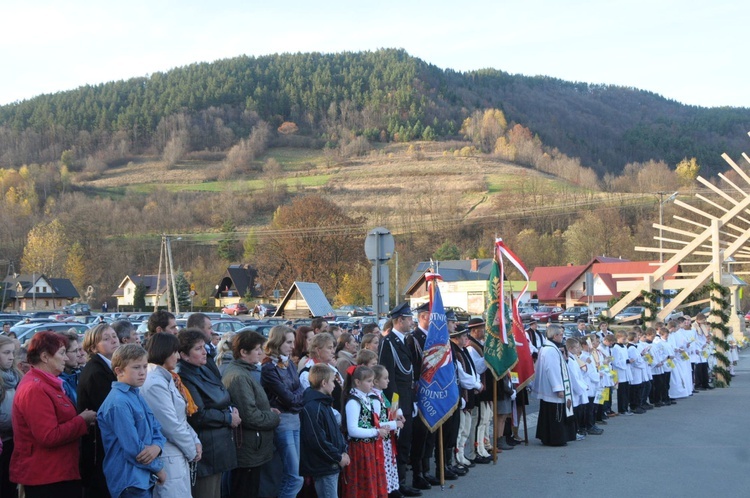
[471,259,478,272]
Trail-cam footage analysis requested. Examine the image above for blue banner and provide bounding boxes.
[417,282,459,432]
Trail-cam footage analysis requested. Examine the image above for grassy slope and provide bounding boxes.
[82,143,605,234]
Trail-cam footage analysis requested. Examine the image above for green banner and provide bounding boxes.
[484,257,518,379]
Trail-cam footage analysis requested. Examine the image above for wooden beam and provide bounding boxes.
[673,199,716,220]
[723,153,750,186]
[657,218,750,319]
[608,186,750,318]
[718,172,748,197]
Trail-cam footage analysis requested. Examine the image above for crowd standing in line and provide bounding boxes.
[0,304,743,498]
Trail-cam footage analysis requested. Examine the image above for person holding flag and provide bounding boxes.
[416,274,460,485]
[484,239,521,459]
[405,303,441,488]
[378,302,421,498]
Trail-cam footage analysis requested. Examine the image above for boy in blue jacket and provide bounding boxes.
[98,344,166,498]
[300,364,350,498]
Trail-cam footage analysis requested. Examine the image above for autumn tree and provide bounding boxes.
[65,242,87,291]
[562,211,634,264]
[334,264,371,306]
[461,109,508,153]
[277,121,299,135]
[262,158,283,194]
[254,195,365,297]
[21,219,69,276]
[675,157,700,186]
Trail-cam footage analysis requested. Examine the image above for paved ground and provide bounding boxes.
[416,350,750,497]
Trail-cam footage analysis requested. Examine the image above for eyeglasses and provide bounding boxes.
[67,348,82,354]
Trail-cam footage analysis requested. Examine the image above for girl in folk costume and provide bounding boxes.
[726,327,739,376]
[341,366,388,498]
[371,365,404,496]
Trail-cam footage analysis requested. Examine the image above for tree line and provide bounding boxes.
[1,49,749,178]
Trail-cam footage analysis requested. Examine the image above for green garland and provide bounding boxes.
[700,281,732,387]
[639,289,671,323]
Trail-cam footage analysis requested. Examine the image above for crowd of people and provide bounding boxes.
[0,305,742,498]
[530,313,741,446]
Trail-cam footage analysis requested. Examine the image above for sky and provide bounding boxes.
[1,0,747,108]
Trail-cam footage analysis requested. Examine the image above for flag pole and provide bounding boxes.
[521,403,528,445]
[492,379,498,464]
[438,425,445,488]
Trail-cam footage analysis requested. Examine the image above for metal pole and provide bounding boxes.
[155,237,164,312]
[394,251,399,307]
[492,379,498,464]
[376,233,382,315]
[658,192,664,264]
[438,425,445,488]
[167,237,179,315]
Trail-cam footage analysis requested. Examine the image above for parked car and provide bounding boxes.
[363,306,376,316]
[614,306,645,325]
[11,322,90,344]
[518,306,536,322]
[28,311,60,318]
[563,323,587,338]
[221,303,249,316]
[335,305,367,317]
[531,306,564,323]
[560,306,590,322]
[590,308,610,325]
[444,307,471,322]
[63,303,91,315]
[237,324,275,337]
[212,319,245,334]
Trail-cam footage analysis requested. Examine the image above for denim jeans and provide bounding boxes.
[120,486,153,498]
[314,473,339,498]
[275,412,304,498]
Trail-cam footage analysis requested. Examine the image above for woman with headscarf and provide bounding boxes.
[10,331,97,497]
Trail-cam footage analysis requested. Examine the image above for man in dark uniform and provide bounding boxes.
[466,318,493,463]
[379,302,422,497]
[405,303,442,488]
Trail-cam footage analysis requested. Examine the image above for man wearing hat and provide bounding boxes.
[526,320,544,361]
[405,302,441,488]
[379,302,422,497]
[451,320,483,470]
[465,318,492,464]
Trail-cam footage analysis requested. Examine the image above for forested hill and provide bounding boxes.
[1,48,749,177]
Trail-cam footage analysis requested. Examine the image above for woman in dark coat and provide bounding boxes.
[177,328,240,498]
[77,323,120,498]
[261,325,305,498]
[222,330,280,498]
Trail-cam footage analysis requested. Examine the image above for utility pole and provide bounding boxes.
[167,236,180,315]
[155,237,165,312]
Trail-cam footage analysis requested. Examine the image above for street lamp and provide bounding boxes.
[658,191,679,264]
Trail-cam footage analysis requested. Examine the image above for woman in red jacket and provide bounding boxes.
[10,331,97,498]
